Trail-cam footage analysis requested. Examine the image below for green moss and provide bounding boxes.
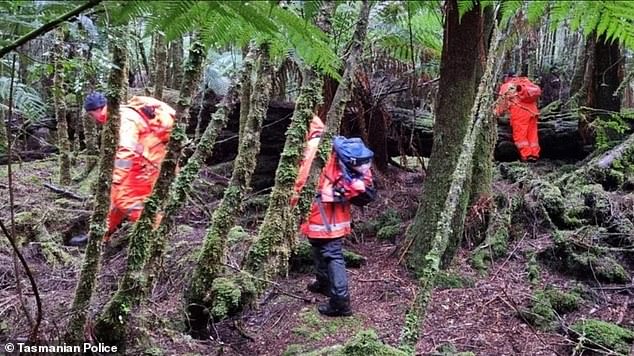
[433,343,475,356]
[289,240,366,272]
[282,344,306,356]
[291,308,363,343]
[571,319,634,355]
[520,287,582,331]
[210,277,242,319]
[227,226,250,244]
[526,252,540,285]
[539,232,630,283]
[377,224,401,241]
[434,271,474,289]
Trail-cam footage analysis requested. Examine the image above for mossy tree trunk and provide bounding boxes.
[399,12,503,353]
[406,0,483,271]
[144,48,255,278]
[64,27,127,342]
[468,6,496,206]
[186,42,272,306]
[243,70,323,280]
[92,36,207,345]
[153,33,167,100]
[237,46,254,142]
[53,30,71,185]
[243,0,336,283]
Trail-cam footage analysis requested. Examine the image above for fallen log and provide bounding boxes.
[388,106,587,161]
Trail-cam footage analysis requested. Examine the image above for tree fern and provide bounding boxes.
[0,77,47,124]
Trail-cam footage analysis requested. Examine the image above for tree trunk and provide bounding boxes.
[399,11,503,352]
[154,33,167,100]
[468,6,495,205]
[92,35,207,345]
[405,0,482,271]
[578,34,623,145]
[64,27,127,342]
[53,31,71,185]
[0,109,7,152]
[186,43,271,311]
[244,69,323,280]
[237,45,254,142]
[168,38,184,89]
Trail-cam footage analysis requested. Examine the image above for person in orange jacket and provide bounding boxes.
[297,134,374,317]
[68,92,175,246]
[494,71,542,162]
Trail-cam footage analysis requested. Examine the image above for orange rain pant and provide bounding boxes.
[509,107,540,161]
[105,164,160,240]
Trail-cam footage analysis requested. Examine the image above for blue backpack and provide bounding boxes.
[332,136,377,207]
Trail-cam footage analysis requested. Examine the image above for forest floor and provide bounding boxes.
[0,156,632,355]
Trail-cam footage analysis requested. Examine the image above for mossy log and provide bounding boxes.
[388,106,586,161]
[538,231,630,284]
[499,163,583,229]
[573,132,634,191]
[570,319,634,355]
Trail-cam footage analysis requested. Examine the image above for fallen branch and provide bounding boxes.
[43,182,87,201]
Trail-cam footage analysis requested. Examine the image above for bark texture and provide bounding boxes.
[405,1,482,271]
[53,31,71,185]
[153,33,168,100]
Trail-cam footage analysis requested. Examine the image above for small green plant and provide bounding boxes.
[571,319,634,355]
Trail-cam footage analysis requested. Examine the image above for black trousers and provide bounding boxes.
[309,237,349,300]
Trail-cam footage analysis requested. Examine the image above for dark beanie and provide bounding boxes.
[84,92,107,111]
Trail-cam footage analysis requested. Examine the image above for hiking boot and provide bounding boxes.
[307,280,330,297]
[527,156,538,163]
[67,233,88,247]
[318,297,352,317]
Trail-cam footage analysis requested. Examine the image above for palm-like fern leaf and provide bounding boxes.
[0,77,47,123]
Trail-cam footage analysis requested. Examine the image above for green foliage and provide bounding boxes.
[0,76,47,123]
[368,2,442,66]
[336,330,407,356]
[592,112,634,150]
[112,1,341,79]
[571,319,634,355]
[210,277,242,319]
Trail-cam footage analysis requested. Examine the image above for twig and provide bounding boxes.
[221,263,312,303]
[500,288,564,356]
[43,182,87,201]
[358,278,388,283]
[491,232,528,280]
[0,218,41,342]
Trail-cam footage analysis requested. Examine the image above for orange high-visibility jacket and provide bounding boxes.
[495,77,540,119]
[108,96,175,231]
[300,153,372,239]
[290,115,325,208]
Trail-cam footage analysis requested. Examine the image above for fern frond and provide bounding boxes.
[0,77,47,123]
[500,0,523,27]
[526,1,549,25]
